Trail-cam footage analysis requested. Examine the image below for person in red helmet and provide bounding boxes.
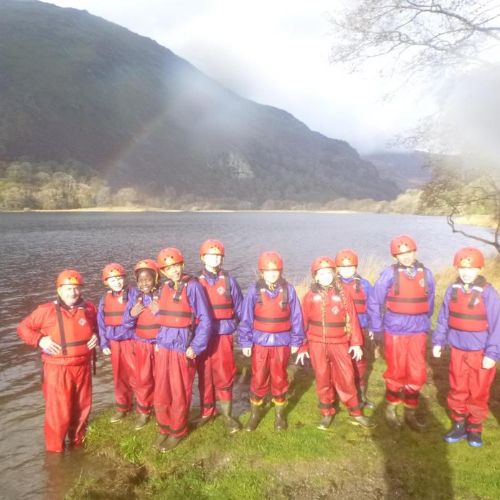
[97,263,136,423]
[194,239,243,433]
[335,249,376,409]
[238,251,304,432]
[433,247,500,448]
[297,257,375,430]
[123,259,161,430]
[17,270,98,453]
[368,235,435,431]
[154,247,212,452]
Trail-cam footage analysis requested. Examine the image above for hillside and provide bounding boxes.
[0,0,399,204]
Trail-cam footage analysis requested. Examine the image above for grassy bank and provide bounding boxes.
[68,260,500,499]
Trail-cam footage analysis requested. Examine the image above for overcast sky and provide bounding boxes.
[46,0,438,154]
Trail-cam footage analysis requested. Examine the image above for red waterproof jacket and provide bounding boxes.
[17,300,97,364]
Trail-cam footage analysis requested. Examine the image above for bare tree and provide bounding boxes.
[330,0,500,75]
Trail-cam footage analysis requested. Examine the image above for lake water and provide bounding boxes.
[0,211,494,498]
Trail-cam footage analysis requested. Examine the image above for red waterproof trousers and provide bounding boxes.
[448,347,497,432]
[352,328,370,390]
[42,360,92,453]
[309,341,361,416]
[384,332,427,407]
[134,340,155,415]
[109,339,136,413]
[196,334,237,417]
[154,348,196,437]
[250,344,290,403]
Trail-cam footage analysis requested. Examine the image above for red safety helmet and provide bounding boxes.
[157,247,184,269]
[390,235,417,256]
[453,247,485,269]
[134,259,159,276]
[311,256,335,275]
[199,239,225,256]
[258,251,283,271]
[56,269,83,287]
[102,262,126,282]
[335,249,358,267]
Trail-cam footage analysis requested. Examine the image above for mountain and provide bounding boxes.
[0,0,399,204]
[364,151,432,191]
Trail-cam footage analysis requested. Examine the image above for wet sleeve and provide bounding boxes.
[426,269,436,317]
[367,268,392,334]
[17,305,48,348]
[289,285,305,347]
[238,286,257,348]
[188,281,213,356]
[484,286,500,361]
[97,296,109,350]
[432,286,451,347]
[346,294,363,347]
[230,276,244,322]
[298,293,311,353]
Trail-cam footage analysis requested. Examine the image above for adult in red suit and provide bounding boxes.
[17,270,98,453]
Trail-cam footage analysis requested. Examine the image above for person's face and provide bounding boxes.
[315,268,335,287]
[396,251,416,267]
[201,253,222,270]
[137,270,155,294]
[337,266,356,279]
[163,263,183,282]
[57,284,82,307]
[262,269,280,285]
[107,276,125,292]
[458,267,481,284]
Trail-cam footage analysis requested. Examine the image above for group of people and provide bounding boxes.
[17,235,500,454]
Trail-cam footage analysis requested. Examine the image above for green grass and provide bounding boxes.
[67,259,500,499]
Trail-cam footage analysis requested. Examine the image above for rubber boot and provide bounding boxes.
[360,386,376,410]
[110,411,127,423]
[245,402,263,432]
[467,431,483,448]
[350,414,376,428]
[219,401,240,434]
[192,414,214,429]
[443,421,467,443]
[158,435,184,453]
[317,414,334,430]
[274,404,288,431]
[134,413,150,430]
[404,407,426,432]
[385,403,402,429]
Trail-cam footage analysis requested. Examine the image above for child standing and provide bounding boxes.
[368,235,435,431]
[124,259,161,430]
[195,239,243,433]
[297,256,374,430]
[335,249,375,409]
[238,251,304,432]
[98,263,136,423]
[154,247,212,452]
[433,247,500,447]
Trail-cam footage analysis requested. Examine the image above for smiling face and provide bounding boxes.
[136,270,155,294]
[458,267,481,284]
[57,284,82,307]
[106,276,125,293]
[162,263,183,282]
[315,267,335,287]
[395,250,416,268]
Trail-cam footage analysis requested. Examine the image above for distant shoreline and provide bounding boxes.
[0,208,495,226]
